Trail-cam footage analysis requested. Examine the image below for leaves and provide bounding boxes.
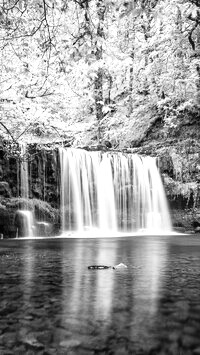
[0,0,199,146]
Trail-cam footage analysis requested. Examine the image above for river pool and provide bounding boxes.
[0,234,200,354]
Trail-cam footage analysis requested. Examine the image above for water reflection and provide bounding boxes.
[23,241,34,301]
[62,239,117,326]
[60,237,168,338]
[132,240,168,315]
[0,237,176,353]
[20,238,168,327]
[94,241,117,322]
[126,240,168,345]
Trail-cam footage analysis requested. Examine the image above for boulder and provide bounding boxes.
[0,181,11,198]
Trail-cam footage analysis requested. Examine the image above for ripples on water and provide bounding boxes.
[0,234,200,354]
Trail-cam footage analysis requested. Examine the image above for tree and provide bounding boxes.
[0,0,199,150]
[93,0,106,142]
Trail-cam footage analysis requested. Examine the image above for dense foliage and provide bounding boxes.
[0,0,200,147]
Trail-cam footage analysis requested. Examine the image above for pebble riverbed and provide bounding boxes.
[0,234,200,354]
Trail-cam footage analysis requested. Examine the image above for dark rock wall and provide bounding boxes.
[128,120,200,233]
[28,147,60,208]
[0,145,61,237]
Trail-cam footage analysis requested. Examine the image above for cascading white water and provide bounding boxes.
[60,148,172,235]
[19,143,35,238]
[60,148,116,234]
[15,210,35,238]
[20,143,29,202]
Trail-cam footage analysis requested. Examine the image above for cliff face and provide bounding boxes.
[0,104,200,238]
[117,105,200,233]
[0,145,60,238]
[125,140,200,233]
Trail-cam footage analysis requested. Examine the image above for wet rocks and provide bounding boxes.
[0,182,11,198]
[22,334,45,350]
[113,263,128,269]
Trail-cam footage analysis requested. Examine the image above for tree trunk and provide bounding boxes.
[128,55,134,116]
[94,69,104,142]
[94,0,106,143]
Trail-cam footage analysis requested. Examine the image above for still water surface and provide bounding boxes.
[1,235,200,354]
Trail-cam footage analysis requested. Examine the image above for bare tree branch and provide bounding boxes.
[1,0,21,12]
[0,121,18,143]
[25,89,53,99]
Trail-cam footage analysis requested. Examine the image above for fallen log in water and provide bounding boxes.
[88,265,112,270]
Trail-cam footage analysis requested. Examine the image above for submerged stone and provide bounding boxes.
[113,263,128,269]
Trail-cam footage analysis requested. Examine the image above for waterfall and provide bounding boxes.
[60,148,172,235]
[18,143,35,238]
[20,143,29,203]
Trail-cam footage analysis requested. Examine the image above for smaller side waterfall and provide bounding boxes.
[17,143,35,238]
[20,143,29,203]
[60,148,172,236]
[15,210,35,238]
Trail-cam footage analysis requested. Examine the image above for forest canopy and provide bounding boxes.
[0,0,200,148]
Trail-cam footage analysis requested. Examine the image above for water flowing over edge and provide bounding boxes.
[60,148,172,236]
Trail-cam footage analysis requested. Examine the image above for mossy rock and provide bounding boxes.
[0,197,60,237]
